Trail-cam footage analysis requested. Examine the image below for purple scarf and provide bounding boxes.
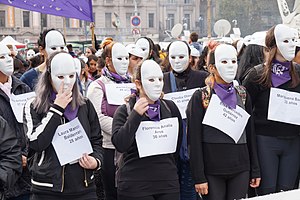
[213,82,237,109]
[147,100,161,121]
[102,67,130,83]
[50,92,79,121]
[271,60,291,87]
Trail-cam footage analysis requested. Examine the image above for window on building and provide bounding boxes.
[167,14,174,30]
[105,13,112,28]
[148,13,154,28]
[167,0,176,3]
[184,0,191,3]
[0,11,5,27]
[41,14,47,27]
[23,11,30,27]
[65,18,70,28]
[184,14,190,30]
[126,13,132,27]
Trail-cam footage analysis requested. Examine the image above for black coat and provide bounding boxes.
[0,75,31,198]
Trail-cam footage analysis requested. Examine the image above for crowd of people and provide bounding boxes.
[0,23,300,200]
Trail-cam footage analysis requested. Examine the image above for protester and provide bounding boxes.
[162,40,207,200]
[87,42,130,200]
[187,44,261,200]
[85,46,97,57]
[86,54,99,81]
[23,52,103,200]
[67,44,77,58]
[190,47,200,70]
[135,37,161,64]
[0,43,32,200]
[112,60,183,200]
[0,116,22,199]
[125,44,144,79]
[242,24,300,195]
[189,32,202,53]
[20,29,66,90]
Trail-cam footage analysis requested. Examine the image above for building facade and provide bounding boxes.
[0,0,202,44]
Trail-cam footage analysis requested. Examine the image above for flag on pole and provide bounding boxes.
[0,0,94,21]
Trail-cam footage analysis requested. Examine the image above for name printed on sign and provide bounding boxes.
[105,83,136,105]
[164,89,197,119]
[135,117,179,158]
[52,118,93,166]
[202,94,250,143]
[10,92,36,123]
[268,87,300,125]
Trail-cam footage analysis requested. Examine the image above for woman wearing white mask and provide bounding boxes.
[162,41,208,200]
[0,43,32,200]
[112,60,183,200]
[87,41,131,200]
[135,37,161,64]
[23,52,103,200]
[187,44,261,200]
[243,24,300,195]
[20,29,66,90]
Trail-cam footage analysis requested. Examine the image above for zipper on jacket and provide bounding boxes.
[84,169,88,187]
[61,165,65,192]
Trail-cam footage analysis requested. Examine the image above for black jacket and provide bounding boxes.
[0,116,22,192]
[23,98,103,196]
[0,75,31,198]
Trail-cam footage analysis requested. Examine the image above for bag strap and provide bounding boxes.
[234,85,247,106]
[169,72,178,92]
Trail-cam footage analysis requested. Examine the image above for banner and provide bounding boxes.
[0,0,94,21]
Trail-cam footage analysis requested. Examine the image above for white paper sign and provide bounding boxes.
[105,83,135,105]
[10,92,36,123]
[164,88,198,119]
[52,118,93,166]
[268,88,300,125]
[135,117,179,158]
[202,94,250,143]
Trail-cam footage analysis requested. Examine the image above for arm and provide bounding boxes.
[87,81,113,136]
[186,90,207,184]
[112,105,143,153]
[245,93,261,187]
[0,117,22,189]
[242,67,260,106]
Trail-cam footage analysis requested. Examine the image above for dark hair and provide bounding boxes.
[67,44,73,51]
[33,51,84,114]
[259,25,300,88]
[190,32,199,42]
[137,37,161,64]
[29,54,44,69]
[197,46,209,71]
[236,44,264,82]
[87,54,98,66]
[86,46,96,55]
[37,29,65,49]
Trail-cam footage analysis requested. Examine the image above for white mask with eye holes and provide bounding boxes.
[50,53,76,93]
[0,44,13,76]
[45,30,66,58]
[275,24,297,61]
[214,44,238,84]
[112,43,129,76]
[168,41,189,73]
[26,49,35,60]
[136,38,150,60]
[141,60,164,102]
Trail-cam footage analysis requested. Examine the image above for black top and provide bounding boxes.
[186,88,260,184]
[242,64,300,137]
[163,68,208,93]
[112,97,183,197]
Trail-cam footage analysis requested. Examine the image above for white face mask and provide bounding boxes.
[73,58,82,76]
[112,43,129,76]
[214,44,238,83]
[50,53,76,93]
[274,24,297,61]
[168,41,189,73]
[141,60,163,101]
[0,44,13,76]
[26,49,35,60]
[45,30,66,58]
[136,38,150,60]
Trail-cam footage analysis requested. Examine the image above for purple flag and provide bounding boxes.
[0,0,94,21]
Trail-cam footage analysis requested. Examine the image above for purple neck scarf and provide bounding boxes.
[271,60,291,87]
[147,100,161,121]
[102,67,130,83]
[213,82,237,109]
[50,92,79,121]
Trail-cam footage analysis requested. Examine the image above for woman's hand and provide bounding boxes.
[195,183,208,196]
[133,97,149,116]
[54,83,72,109]
[79,153,98,170]
[250,178,261,188]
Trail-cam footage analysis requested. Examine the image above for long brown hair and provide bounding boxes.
[259,26,300,88]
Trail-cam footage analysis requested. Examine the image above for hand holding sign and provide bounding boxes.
[79,153,97,170]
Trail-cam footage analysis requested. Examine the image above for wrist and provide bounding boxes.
[94,158,101,171]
